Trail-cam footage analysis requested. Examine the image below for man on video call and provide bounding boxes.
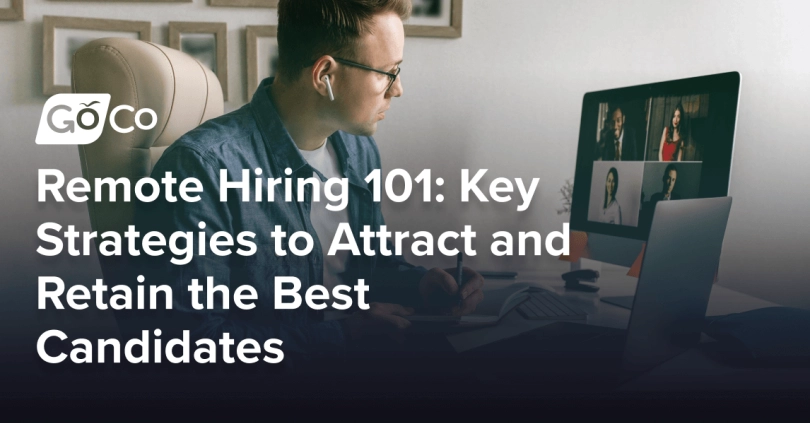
[136,0,484,358]
[596,105,638,161]
[641,164,681,228]
[650,164,681,203]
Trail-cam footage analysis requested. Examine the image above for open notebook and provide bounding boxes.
[406,283,533,325]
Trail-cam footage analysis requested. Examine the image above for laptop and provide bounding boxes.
[463,197,733,388]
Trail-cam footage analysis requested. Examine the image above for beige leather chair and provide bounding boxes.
[72,37,224,281]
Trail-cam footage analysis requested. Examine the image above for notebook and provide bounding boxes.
[406,283,532,325]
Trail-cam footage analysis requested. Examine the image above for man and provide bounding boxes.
[650,164,681,203]
[640,164,680,229]
[136,0,484,356]
[596,105,638,161]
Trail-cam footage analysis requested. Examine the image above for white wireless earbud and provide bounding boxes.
[324,75,335,101]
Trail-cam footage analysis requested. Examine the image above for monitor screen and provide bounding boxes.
[570,72,741,240]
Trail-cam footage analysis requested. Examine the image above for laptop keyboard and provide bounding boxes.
[517,291,587,320]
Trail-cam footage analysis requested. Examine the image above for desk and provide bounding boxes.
[449,263,810,394]
[448,264,777,351]
[515,263,776,326]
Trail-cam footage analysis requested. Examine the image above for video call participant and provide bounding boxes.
[600,167,623,225]
[596,105,638,161]
[639,164,681,229]
[135,0,484,359]
[650,164,681,203]
[658,103,685,161]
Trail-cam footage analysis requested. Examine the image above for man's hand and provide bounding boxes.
[418,267,484,316]
[343,302,414,342]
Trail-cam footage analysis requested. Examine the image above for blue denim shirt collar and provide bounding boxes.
[250,77,308,175]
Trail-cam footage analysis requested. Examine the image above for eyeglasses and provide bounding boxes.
[333,57,401,92]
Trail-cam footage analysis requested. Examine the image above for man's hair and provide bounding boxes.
[608,104,624,119]
[276,0,411,83]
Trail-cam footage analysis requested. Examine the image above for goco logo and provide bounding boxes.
[36,94,157,145]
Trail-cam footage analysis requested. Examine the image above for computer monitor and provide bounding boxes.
[570,72,741,274]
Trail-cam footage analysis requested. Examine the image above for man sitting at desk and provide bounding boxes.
[136,0,484,358]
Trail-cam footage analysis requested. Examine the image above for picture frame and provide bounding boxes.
[50,0,190,2]
[245,25,278,100]
[43,15,152,96]
[209,0,278,7]
[405,0,462,38]
[0,0,24,22]
[169,21,229,100]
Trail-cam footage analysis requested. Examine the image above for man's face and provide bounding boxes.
[611,109,625,140]
[664,170,677,194]
[332,12,405,136]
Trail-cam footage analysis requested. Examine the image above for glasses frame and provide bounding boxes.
[333,57,401,92]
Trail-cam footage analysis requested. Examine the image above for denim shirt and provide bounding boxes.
[135,77,427,357]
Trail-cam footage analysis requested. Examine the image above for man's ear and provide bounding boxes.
[311,56,338,100]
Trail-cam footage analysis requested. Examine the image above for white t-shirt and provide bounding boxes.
[298,140,350,319]
[600,200,622,225]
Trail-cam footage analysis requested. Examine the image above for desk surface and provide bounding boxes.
[521,263,779,329]
[452,262,810,393]
[449,263,778,351]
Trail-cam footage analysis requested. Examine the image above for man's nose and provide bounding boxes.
[388,76,403,98]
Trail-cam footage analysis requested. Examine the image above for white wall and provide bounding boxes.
[2,0,809,316]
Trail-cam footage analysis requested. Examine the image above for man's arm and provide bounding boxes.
[366,216,428,308]
[359,137,482,311]
[135,146,347,356]
[595,135,606,161]
[358,138,427,307]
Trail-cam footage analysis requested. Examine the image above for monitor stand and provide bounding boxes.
[600,295,634,309]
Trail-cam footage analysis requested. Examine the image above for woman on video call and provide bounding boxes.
[601,167,622,225]
[658,103,685,161]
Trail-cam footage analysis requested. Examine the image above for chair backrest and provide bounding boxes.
[72,37,224,240]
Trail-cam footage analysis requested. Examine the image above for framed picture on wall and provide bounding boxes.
[209,0,277,7]
[43,16,151,95]
[0,0,24,21]
[405,0,462,38]
[169,22,229,100]
[245,25,278,100]
[50,0,191,2]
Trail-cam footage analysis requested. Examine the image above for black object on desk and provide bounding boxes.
[562,269,600,292]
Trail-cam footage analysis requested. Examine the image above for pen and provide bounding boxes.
[455,252,464,306]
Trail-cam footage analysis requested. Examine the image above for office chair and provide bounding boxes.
[71,38,224,331]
